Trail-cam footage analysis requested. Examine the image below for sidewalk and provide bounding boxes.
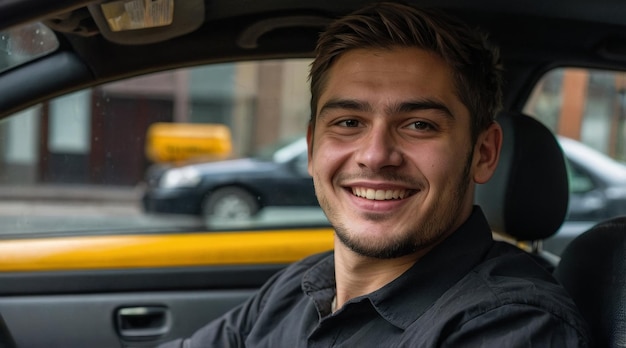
[0,184,143,203]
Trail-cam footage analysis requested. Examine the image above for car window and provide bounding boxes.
[0,58,330,237]
[564,159,595,194]
[524,67,626,249]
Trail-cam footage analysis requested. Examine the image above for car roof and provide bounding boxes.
[2,0,626,119]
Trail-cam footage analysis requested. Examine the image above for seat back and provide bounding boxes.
[475,111,569,242]
[554,217,626,347]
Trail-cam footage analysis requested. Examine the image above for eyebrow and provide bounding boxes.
[390,99,454,119]
[318,98,454,119]
[318,99,372,117]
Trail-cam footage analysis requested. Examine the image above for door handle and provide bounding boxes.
[115,306,171,340]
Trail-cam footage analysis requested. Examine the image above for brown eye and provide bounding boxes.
[338,119,360,127]
[409,121,434,130]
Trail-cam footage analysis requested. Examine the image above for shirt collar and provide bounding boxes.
[369,206,494,329]
[301,252,336,317]
[301,206,494,329]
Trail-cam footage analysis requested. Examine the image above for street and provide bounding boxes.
[0,198,207,236]
[0,195,330,236]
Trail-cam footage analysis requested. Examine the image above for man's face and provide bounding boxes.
[308,47,480,259]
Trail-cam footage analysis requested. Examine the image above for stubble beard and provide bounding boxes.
[316,152,473,260]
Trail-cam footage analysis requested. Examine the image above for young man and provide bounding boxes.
[161,2,591,346]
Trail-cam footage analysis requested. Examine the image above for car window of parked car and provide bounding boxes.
[0,58,332,237]
[565,159,596,194]
[524,67,626,252]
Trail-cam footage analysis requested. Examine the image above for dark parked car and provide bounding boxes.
[143,137,319,222]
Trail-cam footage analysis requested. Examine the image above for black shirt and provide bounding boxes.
[160,207,591,347]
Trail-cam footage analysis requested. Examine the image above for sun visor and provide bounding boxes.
[88,0,204,45]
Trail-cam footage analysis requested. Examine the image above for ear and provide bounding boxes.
[473,122,502,184]
[306,122,314,176]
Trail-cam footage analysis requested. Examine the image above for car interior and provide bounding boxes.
[1,0,625,347]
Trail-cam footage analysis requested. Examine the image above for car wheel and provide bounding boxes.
[202,186,260,221]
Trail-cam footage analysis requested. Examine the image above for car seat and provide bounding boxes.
[553,216,626,347]
[474,111,570,269]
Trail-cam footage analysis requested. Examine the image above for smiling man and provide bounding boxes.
[308,44,495,305]
[160,2,591,347]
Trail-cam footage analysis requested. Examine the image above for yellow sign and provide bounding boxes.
[146,122,232,163]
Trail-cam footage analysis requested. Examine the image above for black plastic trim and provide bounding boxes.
[0,264,286,296]
[0,51,93,117]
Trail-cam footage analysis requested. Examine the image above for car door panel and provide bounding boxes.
[0,289,256,348]
[0,229,334,347]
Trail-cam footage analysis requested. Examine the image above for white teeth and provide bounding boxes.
[375,190,385,200]
[352,187,409,200]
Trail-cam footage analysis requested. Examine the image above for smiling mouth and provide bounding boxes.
[351,187,415,200]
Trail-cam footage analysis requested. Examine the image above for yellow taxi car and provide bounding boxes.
[0,0,624,347]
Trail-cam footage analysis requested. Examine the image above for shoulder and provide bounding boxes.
[468,242,584,321]
[256,250,333,302]
[431,242,591,345]
[243,250,334,328]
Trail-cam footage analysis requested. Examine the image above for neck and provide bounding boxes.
[333,241,425,310]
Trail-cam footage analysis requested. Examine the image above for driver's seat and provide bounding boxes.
[475,111,569,269]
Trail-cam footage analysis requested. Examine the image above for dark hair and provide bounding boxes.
[309,2,503,143]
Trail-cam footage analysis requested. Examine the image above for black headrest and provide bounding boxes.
[475,111,569,241]
[553,217,626,347]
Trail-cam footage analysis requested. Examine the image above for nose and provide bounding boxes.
[354,128,403,171]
